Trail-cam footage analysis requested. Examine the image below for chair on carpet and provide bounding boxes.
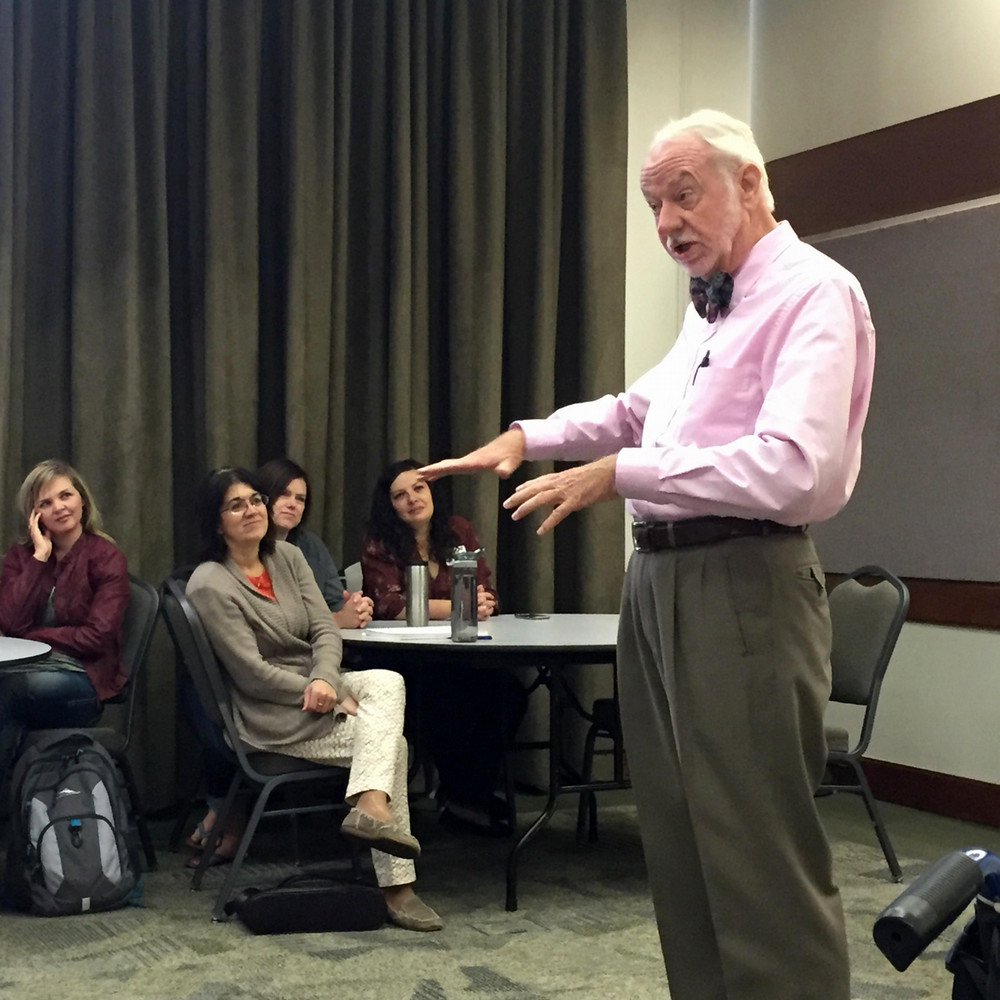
[27,573,160,871]
[817,564,909,882]
[160,573,356,920]
[575,668,630,844]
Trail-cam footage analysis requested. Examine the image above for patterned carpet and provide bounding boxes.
[0,801,974,999]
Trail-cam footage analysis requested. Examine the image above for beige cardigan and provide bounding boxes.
[186,541,346,750]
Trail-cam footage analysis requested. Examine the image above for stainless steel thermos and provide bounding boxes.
[405,563,429,626]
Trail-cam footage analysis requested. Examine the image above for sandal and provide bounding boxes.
[184,821,209,852]
[184,829,242,868]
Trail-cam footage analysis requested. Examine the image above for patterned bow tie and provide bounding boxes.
[689,272,734,323]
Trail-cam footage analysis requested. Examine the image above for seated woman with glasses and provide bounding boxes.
[0,460,130,773]
[185,467,441,931]
[361,459,528,837]
[183,458,375,863]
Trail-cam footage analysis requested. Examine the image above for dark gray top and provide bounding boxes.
[291,528,346,611]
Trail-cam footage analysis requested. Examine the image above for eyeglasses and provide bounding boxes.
[220,493,269,516]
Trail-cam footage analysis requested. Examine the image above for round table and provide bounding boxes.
[341,614,624,910]
[0,637,51,667]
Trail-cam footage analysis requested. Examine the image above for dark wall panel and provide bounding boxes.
[809,203,1000,582]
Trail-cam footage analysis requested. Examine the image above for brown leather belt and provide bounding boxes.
[631,517,806,552]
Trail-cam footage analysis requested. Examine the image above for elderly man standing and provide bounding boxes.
[423,109,873,1000]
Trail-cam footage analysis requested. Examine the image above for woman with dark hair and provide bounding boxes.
[361,459,527,836]
[0,460,130,771]
[185,467,441,931]
[255,458,372,629]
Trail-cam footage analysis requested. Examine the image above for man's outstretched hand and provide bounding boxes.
[420,429,526,481]
[502,454,619,536]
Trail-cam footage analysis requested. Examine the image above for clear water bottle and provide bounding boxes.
[447,546,481,642]
[405,563,429,627]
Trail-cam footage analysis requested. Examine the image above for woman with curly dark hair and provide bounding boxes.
[361,459,527,836]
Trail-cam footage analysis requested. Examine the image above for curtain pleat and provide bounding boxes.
[0,0,628,809]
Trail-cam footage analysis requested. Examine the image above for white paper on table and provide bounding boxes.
[364,625,490,639]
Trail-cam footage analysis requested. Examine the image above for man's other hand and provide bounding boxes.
[503,454,619,535]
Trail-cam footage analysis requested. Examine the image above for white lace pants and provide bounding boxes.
[278,668,414,888]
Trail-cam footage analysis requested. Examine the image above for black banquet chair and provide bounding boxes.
[817,564,909,882]
[25,573,160,872]
[159,573,355,921]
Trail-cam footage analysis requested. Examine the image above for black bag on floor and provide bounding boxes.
[223,872,386,933]
[3,731,138,916]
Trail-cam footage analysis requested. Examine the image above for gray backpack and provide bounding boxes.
[4,731,138,916]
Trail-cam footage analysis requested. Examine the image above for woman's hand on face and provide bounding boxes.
[333,591,374,630]
[477,584,496,621]
[302,678,356,715]
[28,509,52,563]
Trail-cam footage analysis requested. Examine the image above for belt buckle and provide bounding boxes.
[666,522,676,548]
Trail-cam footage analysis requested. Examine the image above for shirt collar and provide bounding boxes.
[728,220,797,312]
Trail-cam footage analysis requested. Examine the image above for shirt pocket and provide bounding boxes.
[669,364,760,448]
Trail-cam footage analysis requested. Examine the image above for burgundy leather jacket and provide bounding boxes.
[0,532,129,700]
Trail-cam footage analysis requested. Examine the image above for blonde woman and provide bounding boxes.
[0,460,129,768]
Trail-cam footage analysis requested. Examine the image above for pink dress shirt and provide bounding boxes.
[515,222,875,526]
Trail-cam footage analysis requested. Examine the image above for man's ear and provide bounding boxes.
[738,162,762,204]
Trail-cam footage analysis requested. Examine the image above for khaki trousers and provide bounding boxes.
[618,533,849,1000]
[276,668,415,888]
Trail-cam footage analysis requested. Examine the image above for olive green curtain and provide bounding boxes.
[0,0,627,809]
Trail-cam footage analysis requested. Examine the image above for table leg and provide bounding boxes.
[505,663,562,911]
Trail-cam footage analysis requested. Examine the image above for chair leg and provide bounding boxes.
[850,759,902,882]
[576,726,600,845]
[168,767,205,852]
[192,773,242,891]
[211,779,277,921]
[168,796,196,853]
[500,693,518,831]
[114,751,158,871]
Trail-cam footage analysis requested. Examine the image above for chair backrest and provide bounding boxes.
[161,573,329,785]
[343,561,362,594]
[110,574,160,746]
[160,574,237,744]
[121,574,160,681]
[828,565,909,750]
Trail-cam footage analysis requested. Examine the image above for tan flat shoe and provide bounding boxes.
[387,894,443,932]
[341,808,421,859]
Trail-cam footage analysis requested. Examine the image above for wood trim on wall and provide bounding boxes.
[770,96,1000,630]
[767,94,1000,237]
[863,758,1000,829]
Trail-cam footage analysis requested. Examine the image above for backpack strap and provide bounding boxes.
[20,730,98,755]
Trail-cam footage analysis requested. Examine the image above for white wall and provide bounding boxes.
[751,0,1000,160]
[626,0,1000,782]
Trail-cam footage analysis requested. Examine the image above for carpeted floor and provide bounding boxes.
[0,795,993,999]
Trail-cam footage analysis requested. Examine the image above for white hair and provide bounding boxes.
[651,109,775,213]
